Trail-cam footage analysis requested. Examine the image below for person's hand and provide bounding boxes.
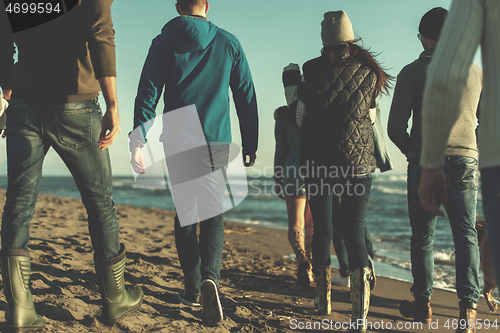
[3,89,12,100]
[98,104,121,150]
[242,150,256,167]
[97,76,120,150]
[130,146,146,174]
[418,167,447,217]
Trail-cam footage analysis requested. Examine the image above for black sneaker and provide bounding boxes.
[201,279,223,326]
[178,290,201,307]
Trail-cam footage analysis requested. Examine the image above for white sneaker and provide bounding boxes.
[201,279,223,326]
[331,275,350,287]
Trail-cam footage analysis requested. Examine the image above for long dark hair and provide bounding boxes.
[322,41,393,96]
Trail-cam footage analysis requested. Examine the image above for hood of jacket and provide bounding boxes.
[160,15,218,54]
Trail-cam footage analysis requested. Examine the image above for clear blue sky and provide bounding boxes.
[1,0,481,177]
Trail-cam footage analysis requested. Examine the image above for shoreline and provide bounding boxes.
[0,185,480,292]
[0,189,498,332]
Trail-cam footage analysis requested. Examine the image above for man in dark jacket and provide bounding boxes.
[130,0,258,326]
[0,1,143,331]
[388,7,481,325]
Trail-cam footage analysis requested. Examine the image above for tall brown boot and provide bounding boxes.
[305,232,313,262]
[288,229,311,287]
[304,232,314,284]
[456,301,477,333]
[314,265,331,315]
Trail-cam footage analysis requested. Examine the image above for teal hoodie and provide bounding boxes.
[133,15,258,153]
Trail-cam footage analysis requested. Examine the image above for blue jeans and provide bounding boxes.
[1,98,120,259]
[332,214,373,277]
[170,144,228,298]
[306,175,372,271]
[481,166,500,290]
[407,157,479,303]
[274,117,305,196]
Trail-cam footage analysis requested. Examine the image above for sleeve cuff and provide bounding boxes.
[128,130,146,152]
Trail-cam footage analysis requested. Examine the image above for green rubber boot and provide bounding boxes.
[1,248,46,332]
[94,244,143,324]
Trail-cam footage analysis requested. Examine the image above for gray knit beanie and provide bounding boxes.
[419,7,448,41]
[321,11,354,46]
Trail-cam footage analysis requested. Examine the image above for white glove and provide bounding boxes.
[0,97,8,130]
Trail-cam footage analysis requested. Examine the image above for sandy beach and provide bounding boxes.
[0,189,498,332]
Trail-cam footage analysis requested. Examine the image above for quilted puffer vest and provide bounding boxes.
[300,54,377,176]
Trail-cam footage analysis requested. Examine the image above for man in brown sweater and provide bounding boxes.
[388,7,482,326]
[0,1,143,331]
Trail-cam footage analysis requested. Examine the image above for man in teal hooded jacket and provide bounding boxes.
[130,0,258,326]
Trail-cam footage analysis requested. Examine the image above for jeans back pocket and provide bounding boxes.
[54,108,92,149]
[451,159,479,189]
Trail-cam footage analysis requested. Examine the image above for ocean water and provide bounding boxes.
[0,173,493,298]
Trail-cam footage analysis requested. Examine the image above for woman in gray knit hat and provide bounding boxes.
[282,10,392,332]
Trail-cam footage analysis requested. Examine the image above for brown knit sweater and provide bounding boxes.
[0,0,116,104]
